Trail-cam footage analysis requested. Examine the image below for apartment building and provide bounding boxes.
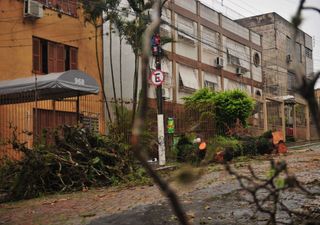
[237,12,314,97]
[0,0,105,159]
[103,0,263,106]
[238,13,315,140]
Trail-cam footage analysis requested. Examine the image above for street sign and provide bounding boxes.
[167,117,174,134]
[150,70,164,86]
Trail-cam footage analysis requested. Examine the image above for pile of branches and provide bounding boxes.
[0,125,135,201]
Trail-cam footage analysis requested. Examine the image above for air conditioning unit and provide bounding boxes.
[215,57,224,68]
[24,0,44,18]
[162,88,171,99]
[236,67,245,75]
[286,54,292,63]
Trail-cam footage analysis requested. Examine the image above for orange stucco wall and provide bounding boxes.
[0,0,105,159]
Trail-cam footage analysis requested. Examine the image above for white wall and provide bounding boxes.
[222,16,250,40]
[175,0,197,14]
[200,4,219,25]
[104,21,137,103]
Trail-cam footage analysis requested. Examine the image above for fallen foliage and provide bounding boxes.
[0,125,136,201]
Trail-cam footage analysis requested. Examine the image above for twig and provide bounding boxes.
[130,1,190,225]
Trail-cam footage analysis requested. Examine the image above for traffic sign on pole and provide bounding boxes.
[150,70,164,86]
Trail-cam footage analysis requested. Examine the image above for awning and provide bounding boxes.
[274,95,296,105]
[0,70,99,105]
[179,65,198,90]
[204,72,218,84]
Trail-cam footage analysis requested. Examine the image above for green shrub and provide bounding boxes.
[256,136,273,155]
[205,136,243,161]
[238,136,258,156]
[175,134,198,164]
[183,89,254,133]
[214,90,254,131]
[261,130,273,139]
[184,88,215,113]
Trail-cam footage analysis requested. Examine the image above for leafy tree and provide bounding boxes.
[214,90,254,131]
[81,0,170,126]
[184,88,254,133]
[115,1,153,125]
[184,88,216,113]
[81,0,121,123]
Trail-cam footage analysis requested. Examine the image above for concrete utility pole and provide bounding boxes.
[152,3,166,166]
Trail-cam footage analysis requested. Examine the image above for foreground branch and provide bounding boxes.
[130,1,190,225]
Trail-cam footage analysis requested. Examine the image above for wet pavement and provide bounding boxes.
[90,149,320,225]
[1,147,320,225]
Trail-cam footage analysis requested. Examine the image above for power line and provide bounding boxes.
[1,0,315,75]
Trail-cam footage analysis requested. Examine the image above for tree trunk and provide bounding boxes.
[119,36,124,132]
[109,22,120,125]
[95,25,112,123]
[131,53,140,126]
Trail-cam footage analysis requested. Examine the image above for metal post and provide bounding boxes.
[34,73,39,142]
[76,95,80,124]
[306,104,310,141]
[281,101,286,142]
[155,4,166,166]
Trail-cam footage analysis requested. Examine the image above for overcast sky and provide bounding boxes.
[200,0,320,71]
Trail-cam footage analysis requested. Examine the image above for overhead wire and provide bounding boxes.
[0,0,316,76]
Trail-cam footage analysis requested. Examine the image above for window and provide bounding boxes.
[204,72,219,91]
[36,0,78,16]
[253,52,260,67]
[178,65,198,92]
[227,49,241,66]
[204,80,217,91]
[286,36,291,55]
[287,71,296,91]
[33,37,78,74]
[305,47,312,59]
[295,42,302,63]
[177,15,196,45]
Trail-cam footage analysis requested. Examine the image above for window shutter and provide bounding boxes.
[56,44,65,72]
[32,38,41,74]
[70,47,78,70]
[48,42,56,73]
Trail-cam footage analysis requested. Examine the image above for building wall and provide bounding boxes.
[0,0,105,158]
[237,13,314,97]
[103,0,263,109]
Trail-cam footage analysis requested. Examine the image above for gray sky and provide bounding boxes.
[200,0,320,71]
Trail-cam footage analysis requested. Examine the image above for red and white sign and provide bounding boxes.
[150,70,164,86]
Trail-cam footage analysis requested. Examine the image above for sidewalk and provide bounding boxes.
[287,139,320,150]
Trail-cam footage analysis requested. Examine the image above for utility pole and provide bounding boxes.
[152,2,166,166]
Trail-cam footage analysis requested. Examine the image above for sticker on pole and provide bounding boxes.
[150,70,164,86]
